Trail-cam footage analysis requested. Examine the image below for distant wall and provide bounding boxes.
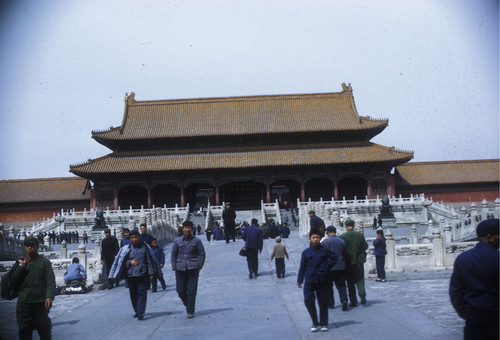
[0,200,90,223]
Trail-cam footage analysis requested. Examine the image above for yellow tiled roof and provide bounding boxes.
[0,177,90,204]
[395,159,500,185]
[92,90,388,141]
[70,143,413,176]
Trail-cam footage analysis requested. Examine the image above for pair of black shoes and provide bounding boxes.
[134,313,144,320]
[249,272,258,279]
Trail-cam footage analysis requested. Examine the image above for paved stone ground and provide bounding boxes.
[0,228,464,340]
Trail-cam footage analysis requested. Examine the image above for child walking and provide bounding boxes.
[297,229,337,332]
[270,236,289,278]
[150,238,167,292]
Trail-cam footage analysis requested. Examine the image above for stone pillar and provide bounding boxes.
[495,198,500,219]
[94,236,101,260]
[9,226,15,238]
[116,225,123,242]
[78,243,87,273]
[439,217,446,232]
[410,225,418,244]
[113,182,119,210]
[20,229,26,241]
[451,211,459,241]
[481,199,489,220]
[44,234,50,248]
[433,229,444,267]
[426,219,433,236]
[385,229,395,270]
[443,223,452,244]
[470,202,477,219]
[60,240,68,259]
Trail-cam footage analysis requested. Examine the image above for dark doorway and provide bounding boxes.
[305,178,333,201]
[185,183,215,211]
[221,182,263,210]
[152,184,180,207]
[337,176,367,200]
[119,186,148,209]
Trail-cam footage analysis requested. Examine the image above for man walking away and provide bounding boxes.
[242,218,263,279]
[322,226,348,311]
[449,219,499,340]
[340,219,368,306]
[101,228,119,289]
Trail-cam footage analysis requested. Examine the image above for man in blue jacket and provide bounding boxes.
[297,229,337,332]
[242,218,263,279]
[449,219,499,340]
[109,229,158,320]
[171,221,206,318]
[322,226,348,311]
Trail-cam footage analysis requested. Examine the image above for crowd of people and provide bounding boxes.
[6,206,498,339]
[14,229,90,246]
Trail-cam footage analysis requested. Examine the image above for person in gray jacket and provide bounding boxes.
[171,220,206,318]
[322,226,349,311]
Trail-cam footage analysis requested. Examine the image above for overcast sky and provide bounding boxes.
[0,0,498,180]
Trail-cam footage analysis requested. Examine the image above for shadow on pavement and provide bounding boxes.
[52,319,80,327]
[195,307,234,316]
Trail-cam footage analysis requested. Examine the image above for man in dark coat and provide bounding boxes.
[101,228,119,289]
[242,218,263,279]
[309,210,325,236]
[449,219,499,340]
[222,202,237,243]
[340,219,368,306]
[12,237,55,340]
[139,223,153,245]
[171,221,206,318]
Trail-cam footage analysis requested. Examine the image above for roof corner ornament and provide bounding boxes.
[341,83,352,93]
[125,92,136,105]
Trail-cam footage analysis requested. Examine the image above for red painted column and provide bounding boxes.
[333,175,338,200]
[180,183,185,207]
[215,184,220,206]
[367,174,372,198]
[300,178,306,202]
[147,181,152,209]
[266,178,271,203]
[113,181,118,209]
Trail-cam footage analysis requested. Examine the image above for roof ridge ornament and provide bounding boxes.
[341,83,352,93]
[125,92,136,105]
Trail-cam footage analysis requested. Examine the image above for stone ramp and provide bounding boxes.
[0,229,463,340]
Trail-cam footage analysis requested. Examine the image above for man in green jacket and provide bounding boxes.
[11,236,55,340]
[340,219,368,307]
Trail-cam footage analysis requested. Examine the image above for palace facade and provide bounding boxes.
[69,84,413,210]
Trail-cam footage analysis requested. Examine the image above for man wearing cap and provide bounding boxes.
[297,229,337,332]
[449,219,499,340]
[109,229,159,320]
[222,202,237,243]
[171,221,206,318]
[101,228,119,289]
[242,218,263,279]
[11,236,55,339]
[308,210,325,236]
[322,226,349,311]
[340,219,368,306]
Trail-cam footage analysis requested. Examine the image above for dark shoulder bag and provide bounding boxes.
[1,261,20,300]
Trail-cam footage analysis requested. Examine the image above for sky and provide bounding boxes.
[0,0,498,180]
